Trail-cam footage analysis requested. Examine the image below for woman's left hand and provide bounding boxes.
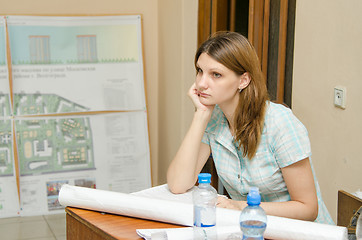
[216,196,246,210]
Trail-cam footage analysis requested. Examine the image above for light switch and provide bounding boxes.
[334,86,346,109]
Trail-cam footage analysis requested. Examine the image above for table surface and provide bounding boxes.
[65,207,184,240]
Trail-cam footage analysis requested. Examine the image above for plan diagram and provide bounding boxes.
[0,118,13,177]
[0,15,151,218]
[13,93,89,115]
[0,93,11,117]
[15,94,95,176]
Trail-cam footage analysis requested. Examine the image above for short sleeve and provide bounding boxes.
[202,132,210,145]
[268,104,312,168]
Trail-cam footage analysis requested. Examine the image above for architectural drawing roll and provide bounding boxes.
[59,184,193,226]
[59,184,347,240]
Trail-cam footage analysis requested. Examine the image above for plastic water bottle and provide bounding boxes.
[193,173,217,240]
[239,187,267,240]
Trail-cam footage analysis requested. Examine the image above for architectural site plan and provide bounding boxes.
[0,15,151,217]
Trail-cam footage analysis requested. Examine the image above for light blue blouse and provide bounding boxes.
[202,101,334,224]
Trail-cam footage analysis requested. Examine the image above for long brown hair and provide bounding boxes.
[195,32,269,159]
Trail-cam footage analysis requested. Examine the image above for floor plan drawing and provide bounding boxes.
[16,115,95,176]
[0,118,13,177]
[0,15,151,217]
[0,93,11,117]
[15,94,94,176]
[13,93,89,115]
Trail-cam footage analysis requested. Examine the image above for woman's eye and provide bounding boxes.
[213,72,221,78]
[196,68,203,74]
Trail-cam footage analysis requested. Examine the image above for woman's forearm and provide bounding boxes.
[260,200,318,221]
[167,110,212,194]
[217,196,318,221]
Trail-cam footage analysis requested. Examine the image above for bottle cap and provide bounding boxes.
[247,187,261,206]
[198,173,211,183]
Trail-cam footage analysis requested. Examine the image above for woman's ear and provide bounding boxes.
[239,72,251,90]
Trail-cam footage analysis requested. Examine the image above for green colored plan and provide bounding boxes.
[0,119,12,176]
[13,93,89,115]
[15,94,94,176]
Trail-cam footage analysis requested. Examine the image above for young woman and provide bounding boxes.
[167,31,333,224]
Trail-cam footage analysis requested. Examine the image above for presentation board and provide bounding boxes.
[0,15,151,218]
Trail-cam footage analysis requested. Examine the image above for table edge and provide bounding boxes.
[65,207,118,240]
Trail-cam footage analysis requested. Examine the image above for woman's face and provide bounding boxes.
[195,53,241,108]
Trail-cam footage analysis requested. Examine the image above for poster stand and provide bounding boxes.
[0,14,151,217]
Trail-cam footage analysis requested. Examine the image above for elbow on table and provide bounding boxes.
[167,171,195,194]
[309,205,318,222]
[167,182,189,194]
[304,202,318,222]
[167,176,195,194]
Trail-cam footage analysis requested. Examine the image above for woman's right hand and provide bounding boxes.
[188,83,214,113]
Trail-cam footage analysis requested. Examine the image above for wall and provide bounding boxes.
[157,0,198,184]
[293,0,362,222]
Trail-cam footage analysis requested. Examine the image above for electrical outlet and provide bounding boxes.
[334,86,346,109]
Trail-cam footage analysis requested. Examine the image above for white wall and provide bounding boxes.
[293,0,362,222]
[157,0,198,184]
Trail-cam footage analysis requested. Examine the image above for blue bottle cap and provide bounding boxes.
[247,187,261,206]
[198,173,211,183]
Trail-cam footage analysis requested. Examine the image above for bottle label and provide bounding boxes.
[193,205,216,227]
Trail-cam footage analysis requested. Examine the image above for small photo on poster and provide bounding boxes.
[75,178,96,189]
[46,180,68,211]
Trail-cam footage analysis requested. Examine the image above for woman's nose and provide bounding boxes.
[197,74,208,90]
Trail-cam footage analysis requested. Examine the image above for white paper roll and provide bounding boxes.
[59,184,348,240]
[59,184,193,226]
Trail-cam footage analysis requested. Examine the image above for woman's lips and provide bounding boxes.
[198,92,210,97]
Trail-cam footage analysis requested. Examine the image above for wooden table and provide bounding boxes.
[65,190,360,240]
[337,190,362,234]
[65,207,184,240]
